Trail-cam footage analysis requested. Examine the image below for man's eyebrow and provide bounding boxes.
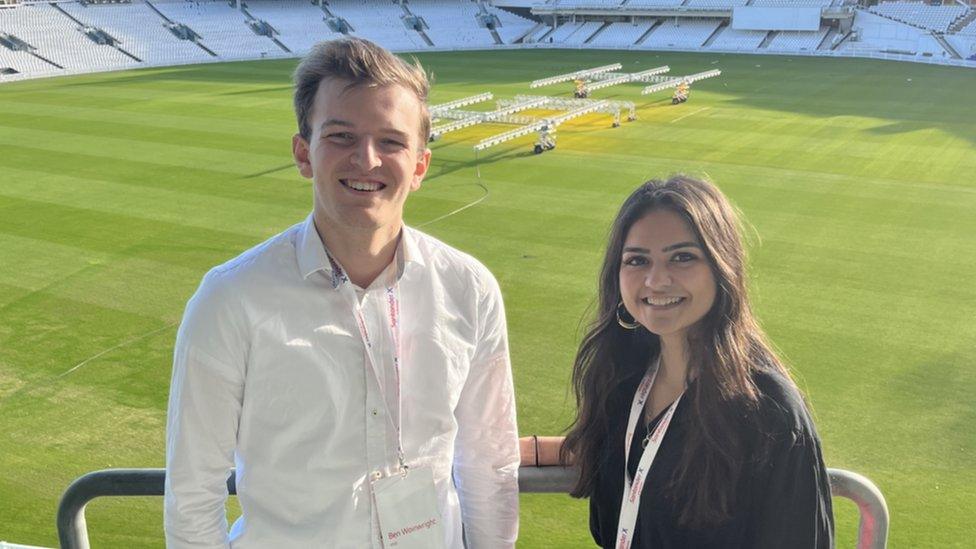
[380,127,411,140]
[662,241,701,252]
[318,120,410,140]
[319,119,353,132]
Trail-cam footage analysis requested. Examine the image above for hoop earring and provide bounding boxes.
[617,302,640,330]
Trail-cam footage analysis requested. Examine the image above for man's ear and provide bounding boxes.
[411,148,432,191]
[292,133,313,179]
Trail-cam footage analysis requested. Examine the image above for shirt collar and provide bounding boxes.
[296,213,426,284]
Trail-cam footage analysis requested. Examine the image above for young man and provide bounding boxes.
[164,38,519,548]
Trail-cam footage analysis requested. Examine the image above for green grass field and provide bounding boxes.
[0,49,974,547]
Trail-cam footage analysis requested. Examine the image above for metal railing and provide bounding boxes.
[58,466,888,548]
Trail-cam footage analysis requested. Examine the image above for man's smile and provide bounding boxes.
[340,178,386,192]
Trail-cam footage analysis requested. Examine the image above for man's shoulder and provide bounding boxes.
[406,226,497,288]
[202,220,304,291]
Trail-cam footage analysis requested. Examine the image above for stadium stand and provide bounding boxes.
[587,21,655,47]
[407,0,496,48]
[626,0,686,8]
[2,0,975,82]
[59,1,213,65]
[640,18,723,49]
[244,0,342,54]
[870,1,968,33]
[0,2,134,72]
[151,0,283,58]
[766,26,830,51]
[561,20,604,45]
[750,0,832,7]
[544,20,588,43]
[686,0,750,8]
[329,0,426,50]
[488,6,538,44]
[707,28,769,51]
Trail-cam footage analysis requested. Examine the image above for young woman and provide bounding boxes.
[561,176,834,548]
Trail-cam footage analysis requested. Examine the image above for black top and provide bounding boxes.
[589,368,834,549]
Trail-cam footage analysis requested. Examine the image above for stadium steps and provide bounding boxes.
[29,49,64,70]
[142,0,217,57]
[0,31,62,69]
[584,21,613,44]
[634,19,663,45]
[488,27,504,45]
[144,0,174,24]
[702,20,728,47]
[536,25,557,43]
[817,27,837,50]
[830,29,853,50]
[115,45,142,63]
[238,7,291,53]
[48,2,85,26]
[949,9,976,34]
[932,31,962,59]
[866,8,928,31]
[396,2,435,47]
[48,2,145,63]
[758,30,779,49]
[514,21,545,44]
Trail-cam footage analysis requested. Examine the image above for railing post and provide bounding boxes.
[827,468,889,549]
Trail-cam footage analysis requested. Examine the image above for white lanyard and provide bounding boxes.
[328,253,407,471]
[615,358,684,549]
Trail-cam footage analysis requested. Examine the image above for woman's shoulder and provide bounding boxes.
[750,367,818,440]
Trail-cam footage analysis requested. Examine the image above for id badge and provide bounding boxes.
[371,465,446,549]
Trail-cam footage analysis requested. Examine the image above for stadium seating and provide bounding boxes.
[766,26,829,51]
[58,2,213,65]
[329,0,426,50]
[962,16,976,35]
[0,45,55,77]
[750,0,832,7]
[870,1,967,33]
[707,28,769,51]
[544,20,588,43]
[640,18,723,49]
[626,0,686,8]
[562,20,605,45]
[0,2,135,72]
[406,0,496,48]
[152,0,283,58]
[244,0,342,54]
[2,0,975,82]
[586,21,654,47]
[488,6,538,44]
[685,0,749,8]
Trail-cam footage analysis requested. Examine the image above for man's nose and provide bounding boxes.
[351,138,381,171]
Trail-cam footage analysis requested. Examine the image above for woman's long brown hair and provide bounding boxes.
[561,175,793,527]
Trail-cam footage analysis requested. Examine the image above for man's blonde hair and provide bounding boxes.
[293,38,431,147]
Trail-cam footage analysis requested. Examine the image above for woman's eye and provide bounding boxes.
[623,255,647,267]
[671,252,697,263]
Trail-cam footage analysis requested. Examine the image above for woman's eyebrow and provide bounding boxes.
[662,242,701,252]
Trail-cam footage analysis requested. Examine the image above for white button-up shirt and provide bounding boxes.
[165,215,520,548]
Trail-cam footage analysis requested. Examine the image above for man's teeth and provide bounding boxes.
[643,296,684,306]
[344,180,383,192]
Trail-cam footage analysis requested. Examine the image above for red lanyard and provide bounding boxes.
[329,252,406,471]
[616,358,684,549]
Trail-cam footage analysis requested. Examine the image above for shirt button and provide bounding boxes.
[372,471,382,480]
[371,408,378,417]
